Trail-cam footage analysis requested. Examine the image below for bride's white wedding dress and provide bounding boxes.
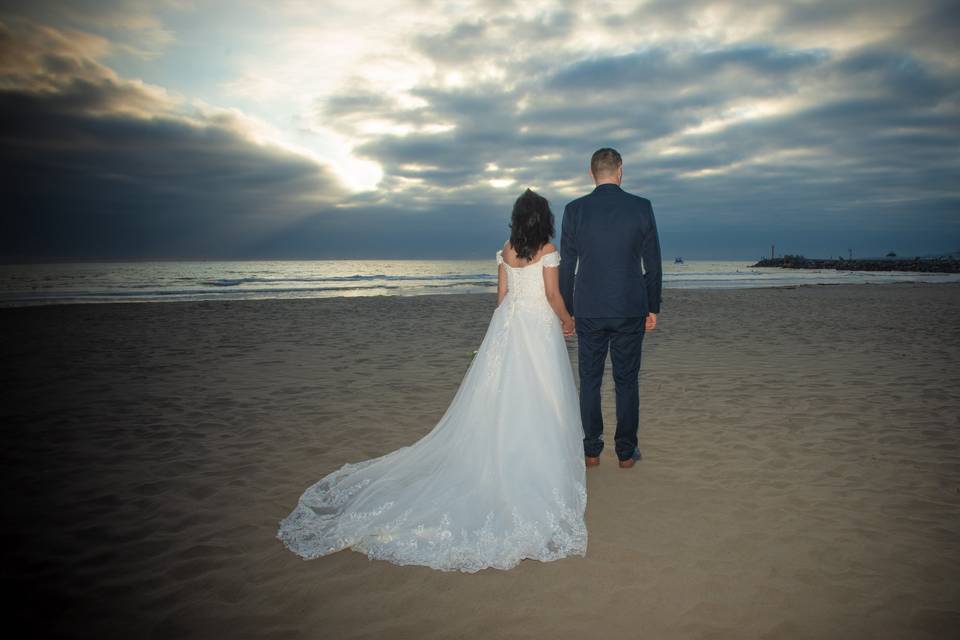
[277,249,587,572]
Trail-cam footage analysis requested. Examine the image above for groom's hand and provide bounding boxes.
[645,312,657,331]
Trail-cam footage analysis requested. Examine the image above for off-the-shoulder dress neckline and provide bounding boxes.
[497,249,559,270]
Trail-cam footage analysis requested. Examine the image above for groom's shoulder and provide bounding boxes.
[621,187,652,207]
[564,192,591,210]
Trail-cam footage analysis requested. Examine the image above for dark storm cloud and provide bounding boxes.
[547,45,828,91]
[416,20,489,64]
[0,18,347,260]
[0,0,179,56]
[414,9,577,64]
[323,90,396,118]
[835,48,952,100]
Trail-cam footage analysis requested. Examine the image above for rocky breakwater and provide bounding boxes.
[752,255,960,273]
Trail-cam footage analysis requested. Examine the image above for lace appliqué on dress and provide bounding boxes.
[485,311,511,384]
[357,480,586,573]
[541,251,561,268]
[277,466,587,573]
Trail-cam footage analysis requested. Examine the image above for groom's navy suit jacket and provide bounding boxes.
[559,183,662,318]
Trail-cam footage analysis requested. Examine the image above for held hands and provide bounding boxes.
[645,312,657,332]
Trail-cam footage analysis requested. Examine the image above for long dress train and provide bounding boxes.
[276,249,587,572]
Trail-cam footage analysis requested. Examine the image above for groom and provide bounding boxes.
[559,148,663,469]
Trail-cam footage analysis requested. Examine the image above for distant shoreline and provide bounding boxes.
[752,256,960,273]
[4,259,960,309]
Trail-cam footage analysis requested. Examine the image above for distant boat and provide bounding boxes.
[674,257,684,264]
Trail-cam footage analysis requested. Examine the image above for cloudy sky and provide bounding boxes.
[1,0,957,261]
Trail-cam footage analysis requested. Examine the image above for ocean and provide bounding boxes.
[1,259,958,307]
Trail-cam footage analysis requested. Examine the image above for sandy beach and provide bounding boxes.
[2,283,959,639]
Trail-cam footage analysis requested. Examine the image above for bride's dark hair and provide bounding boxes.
[509,189,555,261]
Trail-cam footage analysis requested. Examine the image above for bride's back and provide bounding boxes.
[497,242,561,308]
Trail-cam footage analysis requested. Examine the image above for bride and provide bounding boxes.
[277,189,587,573]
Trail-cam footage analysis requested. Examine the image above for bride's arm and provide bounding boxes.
[543,262,574,334]
[497,262,507,306]
[496,241,509,306]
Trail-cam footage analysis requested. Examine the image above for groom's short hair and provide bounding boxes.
[590,148,622,177]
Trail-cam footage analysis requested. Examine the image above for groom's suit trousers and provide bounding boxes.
[576,316,646,460]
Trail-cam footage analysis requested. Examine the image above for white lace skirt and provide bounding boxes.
[277,298,587,572]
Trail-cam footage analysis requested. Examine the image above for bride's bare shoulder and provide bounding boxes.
[530,242,557,261]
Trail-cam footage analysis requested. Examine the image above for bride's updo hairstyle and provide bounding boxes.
[509,188,555,261]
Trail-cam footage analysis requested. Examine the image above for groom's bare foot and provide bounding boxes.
[585,456,600,467]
